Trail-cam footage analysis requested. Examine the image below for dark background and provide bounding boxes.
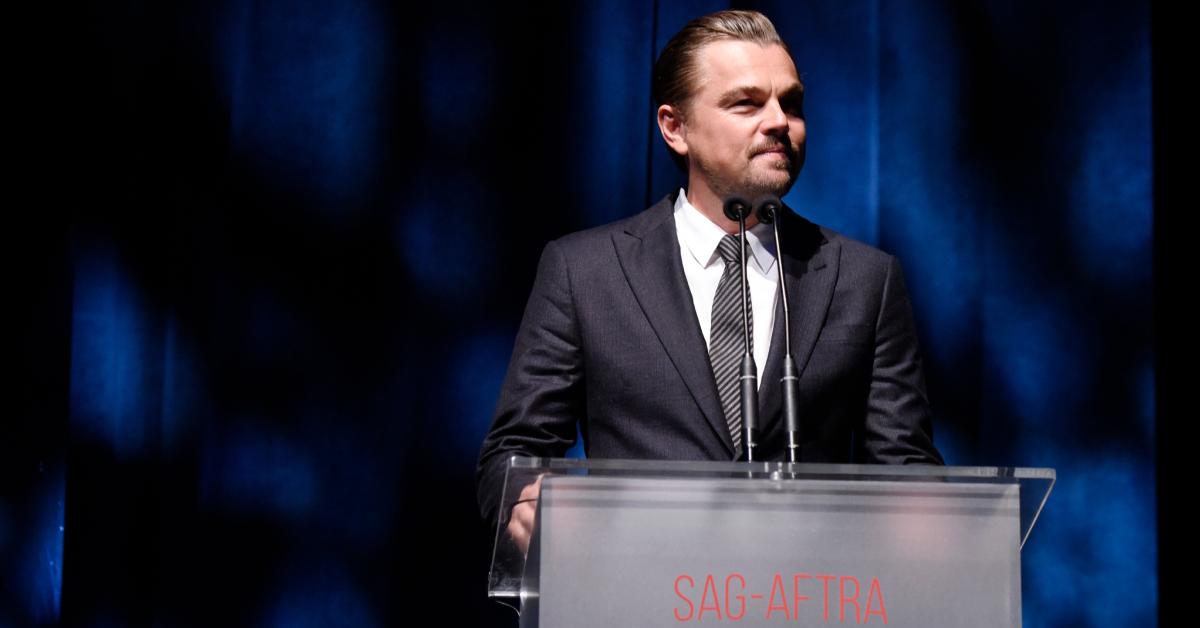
[8,0,1181,626]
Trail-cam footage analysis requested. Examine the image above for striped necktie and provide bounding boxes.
[709,234,751,458]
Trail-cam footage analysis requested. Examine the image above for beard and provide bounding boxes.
[692,141,804,201]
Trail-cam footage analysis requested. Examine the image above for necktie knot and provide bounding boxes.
[717,234,742,266]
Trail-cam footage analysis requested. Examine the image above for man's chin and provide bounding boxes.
[745,170,796,199]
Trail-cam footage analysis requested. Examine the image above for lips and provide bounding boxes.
[754,147,790,160]
[753,144,790,158]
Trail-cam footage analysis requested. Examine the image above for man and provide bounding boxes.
[477,10,943,549]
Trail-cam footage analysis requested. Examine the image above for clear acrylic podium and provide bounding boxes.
[488,457,1054,627]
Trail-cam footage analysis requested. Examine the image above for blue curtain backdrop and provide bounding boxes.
[8,0,1168,626]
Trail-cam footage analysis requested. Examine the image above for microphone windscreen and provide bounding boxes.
[753,195,783,224]
[722,196,751,221]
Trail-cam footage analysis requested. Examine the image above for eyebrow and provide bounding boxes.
[717,83,805,106]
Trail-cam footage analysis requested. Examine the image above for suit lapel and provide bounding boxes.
[757,208,841,453]
[613,197,735,457]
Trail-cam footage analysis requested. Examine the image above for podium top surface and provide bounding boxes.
[508,456,1056,481]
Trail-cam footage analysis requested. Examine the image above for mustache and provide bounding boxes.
[751,140,794,157]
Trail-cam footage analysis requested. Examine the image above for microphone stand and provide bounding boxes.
[756,196,802,464]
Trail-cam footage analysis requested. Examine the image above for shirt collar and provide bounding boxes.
[673,188,777,276]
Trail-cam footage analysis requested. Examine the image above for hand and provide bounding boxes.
[506,475,543,555]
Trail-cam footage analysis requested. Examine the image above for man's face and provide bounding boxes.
[675,40,806,200]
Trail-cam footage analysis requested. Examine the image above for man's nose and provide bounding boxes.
[761,98,789,135]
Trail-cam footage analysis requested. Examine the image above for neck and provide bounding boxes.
[684,179,760,234]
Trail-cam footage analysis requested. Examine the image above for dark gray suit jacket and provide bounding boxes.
[476,193,943,524]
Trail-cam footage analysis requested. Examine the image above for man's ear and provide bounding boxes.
[657,104,688,157]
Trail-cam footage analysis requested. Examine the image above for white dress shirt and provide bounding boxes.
[673,189,779,388]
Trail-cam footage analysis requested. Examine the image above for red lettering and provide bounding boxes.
[699,574,723,620]
[674,571,880,623]
[865,578,889,624]
[673,575,695,621]
[840,576,861,623]
[793,573,813,620]
[766,573,790,620]
[725,573,746,620]
[816,574,836,621]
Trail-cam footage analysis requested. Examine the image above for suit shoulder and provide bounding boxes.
[547,195,674,255]
[814,223,897,272]
[550,216,630,250]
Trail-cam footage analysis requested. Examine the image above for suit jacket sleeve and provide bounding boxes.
[859,255,944,464]
[476,239,584,526]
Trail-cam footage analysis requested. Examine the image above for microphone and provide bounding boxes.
[722,196,759,462]
[755,195,802,464]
